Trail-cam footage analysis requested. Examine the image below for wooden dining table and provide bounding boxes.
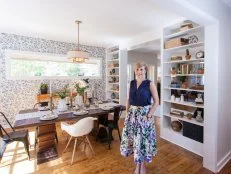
[14,108,109,129]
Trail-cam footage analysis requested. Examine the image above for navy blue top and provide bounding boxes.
[129,79,152,106]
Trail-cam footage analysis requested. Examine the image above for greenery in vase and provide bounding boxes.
[56,84,69,99]
[75,83,89,96]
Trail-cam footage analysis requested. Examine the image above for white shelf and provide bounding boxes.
[163,100,204,108]
[107,67,119,69]
[164,114,203,126]
[164,58,204,64]
[164,26,203,40]
[164,42,204,52]
[107,90,119,93]
[107,59,119,62]
[164,74,204,77]
[112,99,119,102]
[107,75,119,77]
[164,87,204,92]
[108,82,119,85]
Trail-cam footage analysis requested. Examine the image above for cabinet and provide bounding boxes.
[161,20,205,156]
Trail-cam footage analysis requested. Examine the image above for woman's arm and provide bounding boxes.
[147,81,159,119]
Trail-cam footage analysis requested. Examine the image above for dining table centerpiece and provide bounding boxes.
[74,80,89,109]
[56,85,69,112]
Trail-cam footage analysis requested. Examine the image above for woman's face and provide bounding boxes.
[135,66,146,79]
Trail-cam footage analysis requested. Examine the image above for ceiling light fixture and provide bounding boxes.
[67,20,89,63]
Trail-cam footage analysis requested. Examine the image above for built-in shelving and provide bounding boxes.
[164,58,204,64]
[164,114,203,126]
[164,26,203,39]
[163,100,204,108]
[106,46,120,103]
[164,87,204,93]
[161,20,205,157]
[164,42,204,52]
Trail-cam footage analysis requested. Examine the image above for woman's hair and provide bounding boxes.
[135,62,148,72]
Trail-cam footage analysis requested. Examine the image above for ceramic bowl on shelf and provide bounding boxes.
[171,120,183,132]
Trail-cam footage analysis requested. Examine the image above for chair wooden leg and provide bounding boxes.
[55,132,59,143]
[71,138,78,165]
[23,137,30,160]
[86,135,95,155]
[63,136,72,153]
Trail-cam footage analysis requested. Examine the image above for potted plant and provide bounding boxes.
[56,86,69,112]
[40,83,48,94]
[74,82,89,108]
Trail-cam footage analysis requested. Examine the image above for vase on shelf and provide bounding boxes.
[195,111,203,122]
[57,99,68,112]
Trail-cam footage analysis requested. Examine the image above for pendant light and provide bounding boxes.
[67,20,89,63]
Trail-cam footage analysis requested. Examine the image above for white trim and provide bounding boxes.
[5,50,103,80]
[216,150,231,173]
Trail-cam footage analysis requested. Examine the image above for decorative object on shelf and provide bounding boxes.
[108,63,114,68]
[180,21,193,31]
[197,64,204,74]
[170,110,184,117]
[171,120,183,132]
[40,83,48,94]
[185,49,191,60]
[171,94,176,102]
[185,113,193,120]
[67,20,89,63]
[195,93,203,104]
[175,97,180,102]
[180,94,184,103]
[179,76,189,89]
[190,84,204,90]
[170,67,177,77]
[112,53,119,59]
[170,81,180,88]
[111,92,116,99]
[111,47,119,52]
[114,63,119,67]
[164,38,189,49]
[196,50,204,59]
[170,56,182,61]
[187,35,199,44]
[111,68,116,74]
[195,111,203,122]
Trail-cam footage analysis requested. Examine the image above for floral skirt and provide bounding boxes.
[120,105,157,163]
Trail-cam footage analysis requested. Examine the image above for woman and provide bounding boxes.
[120,62,159,174]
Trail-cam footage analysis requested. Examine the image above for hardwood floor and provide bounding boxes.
[0,118,230,174]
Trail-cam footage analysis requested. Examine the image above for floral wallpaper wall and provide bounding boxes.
[0,33,106,126]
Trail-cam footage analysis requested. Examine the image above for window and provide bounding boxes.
[6,51,102,80]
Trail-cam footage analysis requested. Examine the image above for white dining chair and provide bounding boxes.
[61,117,97,165]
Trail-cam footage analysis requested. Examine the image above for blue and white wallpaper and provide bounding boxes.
[0,33,106,126]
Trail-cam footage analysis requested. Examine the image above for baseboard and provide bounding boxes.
[216,150,231,172]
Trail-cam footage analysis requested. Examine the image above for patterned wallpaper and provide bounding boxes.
[0,33,106,126]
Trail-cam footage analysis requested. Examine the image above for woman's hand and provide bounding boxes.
[146,112,153,121]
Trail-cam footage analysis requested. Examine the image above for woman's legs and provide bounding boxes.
[140,162,146,174]
[134,163,140,174]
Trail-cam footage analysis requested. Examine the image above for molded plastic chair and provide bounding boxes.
[0,112,30,160]
[61,117,97,165]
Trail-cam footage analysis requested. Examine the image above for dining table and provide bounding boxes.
[14,102,124,129]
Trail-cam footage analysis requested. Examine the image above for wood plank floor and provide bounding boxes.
[0,118,230,174]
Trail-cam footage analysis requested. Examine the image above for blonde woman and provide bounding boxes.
[120,62,159,174]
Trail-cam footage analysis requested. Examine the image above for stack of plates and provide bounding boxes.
[73,110,88,115]
[40,113,58,120]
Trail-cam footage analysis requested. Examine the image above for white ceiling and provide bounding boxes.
[129,39,161,54]
[222,0,231,8]
[0,0,181,47]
